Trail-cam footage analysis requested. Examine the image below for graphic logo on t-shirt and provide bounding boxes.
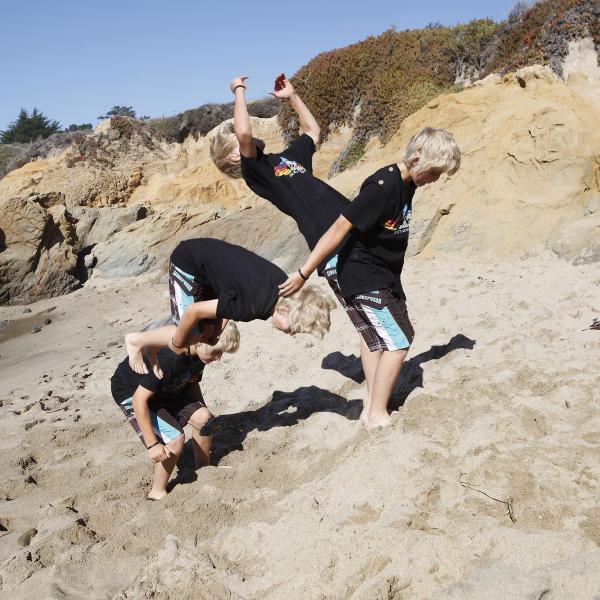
[383,204,411,235]
[274,156,306,177]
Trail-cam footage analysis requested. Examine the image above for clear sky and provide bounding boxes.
[1,0,518,132]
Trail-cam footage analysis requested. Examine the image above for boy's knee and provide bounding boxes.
[189,407,212,430]
[167,434,185,455]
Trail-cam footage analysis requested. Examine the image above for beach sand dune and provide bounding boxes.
[1,251,599,599]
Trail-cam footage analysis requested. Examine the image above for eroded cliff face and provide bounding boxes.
[327,64,600,262]
[1,60,599,304]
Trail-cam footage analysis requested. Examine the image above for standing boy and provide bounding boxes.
[279,127,461,429]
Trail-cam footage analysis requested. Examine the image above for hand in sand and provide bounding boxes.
[278,271,306,297]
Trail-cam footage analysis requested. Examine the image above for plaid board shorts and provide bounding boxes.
[325,253,413,352]
[168,261,215,336]
[114,390,206,448]
[344,289,414,352]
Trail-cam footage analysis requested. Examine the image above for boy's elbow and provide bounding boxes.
[235,130,252,144]
[307,127,320,143]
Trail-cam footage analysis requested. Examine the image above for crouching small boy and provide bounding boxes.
[111,322,240,500]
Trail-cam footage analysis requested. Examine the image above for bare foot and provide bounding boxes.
[148,349,163,379]
[360,397,371,428]
[366,411,392,430]
[147,489,167,501]
[360,407,370,428]
[126,333,148,374]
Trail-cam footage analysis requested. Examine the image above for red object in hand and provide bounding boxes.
[274,73,286,91]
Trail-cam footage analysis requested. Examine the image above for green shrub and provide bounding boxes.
[278,21,497,154]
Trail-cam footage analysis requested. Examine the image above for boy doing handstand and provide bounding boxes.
[211,74,350,309]
[111,322,239,500]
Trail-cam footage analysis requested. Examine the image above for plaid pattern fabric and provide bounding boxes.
[342,289,414,352]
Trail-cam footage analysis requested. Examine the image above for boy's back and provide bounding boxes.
[241,134,349,254]
[169,238,287,322]
[111,348,205,402]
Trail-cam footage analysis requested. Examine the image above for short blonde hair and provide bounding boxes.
[276,286,337,339]
[403,127,461,176]
[198,321,240,355]
[210,121,242,179]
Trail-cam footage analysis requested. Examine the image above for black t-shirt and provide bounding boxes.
[170,238,286,321]
[337,164,417,297]
[111,348,205,403]
[240,134,349,270]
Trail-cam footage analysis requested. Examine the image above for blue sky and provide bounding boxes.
[1,0,518,132]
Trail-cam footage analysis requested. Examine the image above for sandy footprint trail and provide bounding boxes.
[1,254,599,599]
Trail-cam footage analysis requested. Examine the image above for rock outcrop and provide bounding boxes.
[1,58,599,304]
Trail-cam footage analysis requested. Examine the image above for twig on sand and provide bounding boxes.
[459,473,517,523]
[584,318,600,331]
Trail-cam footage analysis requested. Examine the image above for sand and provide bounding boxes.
[1,248,599,599]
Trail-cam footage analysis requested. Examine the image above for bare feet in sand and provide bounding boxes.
[360,393,372,428]
[365,411,393,430]
[126,333,148,374]
[147,489,167,501]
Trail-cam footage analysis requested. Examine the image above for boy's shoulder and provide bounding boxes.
[360,164,400,195]
[156,349,205,384]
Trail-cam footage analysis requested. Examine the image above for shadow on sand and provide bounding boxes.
[321,333,476,410]
[170,333,476,487]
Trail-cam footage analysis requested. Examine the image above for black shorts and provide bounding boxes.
[343,289,414,352]
[114,390,206,447]
[168,261,216,336]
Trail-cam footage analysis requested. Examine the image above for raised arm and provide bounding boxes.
[273,77,320,144]
[169,299,219,353]
[231,75,256,158]
[279,215,353,297]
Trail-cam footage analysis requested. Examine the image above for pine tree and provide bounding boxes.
[0,108,61,144]
[97,105,137,119]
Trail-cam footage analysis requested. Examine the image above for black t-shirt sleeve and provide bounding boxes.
[240,153,271,197]
[138,370,161,393]
[284,134,315,172]
[215,290,255,321]
[342,182,390,233]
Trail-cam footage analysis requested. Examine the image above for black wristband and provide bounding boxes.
[298,268,309,281]
[233,85,246,92]
[146,441,161,450]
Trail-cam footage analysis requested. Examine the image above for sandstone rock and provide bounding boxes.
[0,197,79,304]
[549,211,600,264]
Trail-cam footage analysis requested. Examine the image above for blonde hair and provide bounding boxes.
[210,121,242,179]
[198,321,240,355]
[403,127,461,176]
[276,286,337,339]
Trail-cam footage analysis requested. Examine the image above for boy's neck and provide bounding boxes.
[397,162,412,183]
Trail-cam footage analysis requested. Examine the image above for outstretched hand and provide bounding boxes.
[230,75,248,94]
[271,75,295,99]
[278,271,306,297]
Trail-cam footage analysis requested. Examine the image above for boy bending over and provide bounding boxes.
[111,322,240,500]
[126,238,335,373]
[279,127,461,429]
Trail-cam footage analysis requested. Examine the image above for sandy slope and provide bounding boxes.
[1,249,599,599]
